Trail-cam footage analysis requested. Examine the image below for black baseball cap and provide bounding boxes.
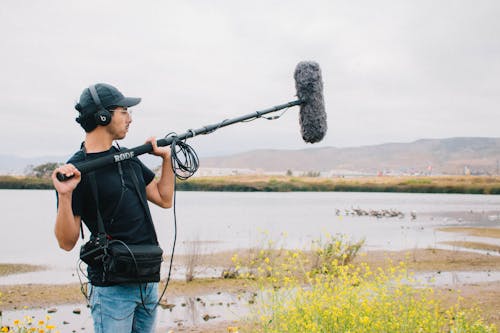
[76,83,141,114]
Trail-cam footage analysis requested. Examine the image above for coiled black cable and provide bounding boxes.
[168,134,200,180]
[157,133,199,306]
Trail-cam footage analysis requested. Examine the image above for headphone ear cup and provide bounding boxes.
[95,109,112,126]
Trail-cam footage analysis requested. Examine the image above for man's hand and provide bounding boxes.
[147,137,171,160]
[52,164,81,195]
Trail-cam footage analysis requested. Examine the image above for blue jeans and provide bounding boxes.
[89,283,158,333]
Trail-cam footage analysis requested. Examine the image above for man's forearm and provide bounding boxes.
[157,157,175,206]
[54,193,80,251]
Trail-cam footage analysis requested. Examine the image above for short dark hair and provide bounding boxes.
[75,104,98,132]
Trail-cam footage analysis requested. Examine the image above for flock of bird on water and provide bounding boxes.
[336,208,417,220]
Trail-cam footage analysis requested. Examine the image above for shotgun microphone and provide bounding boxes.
[294,61,327,143]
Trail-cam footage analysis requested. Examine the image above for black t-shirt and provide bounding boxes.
[67,147,157,285]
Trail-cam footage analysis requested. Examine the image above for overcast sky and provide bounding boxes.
[1,0,499,159]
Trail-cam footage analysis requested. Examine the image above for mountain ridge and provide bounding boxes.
[1,137,499,175]
[200,137,500,175]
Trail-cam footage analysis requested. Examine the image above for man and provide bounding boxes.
[52,83,174,332]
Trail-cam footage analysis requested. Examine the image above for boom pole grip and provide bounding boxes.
[55,141,167,182]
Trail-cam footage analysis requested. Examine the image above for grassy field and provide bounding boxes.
[178,174,500,193]
[3,174,500,193]
[0,175,54,189]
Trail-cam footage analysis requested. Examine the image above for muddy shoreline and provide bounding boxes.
[1,245,500,331]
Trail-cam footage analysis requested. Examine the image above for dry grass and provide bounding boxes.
[0,263,45,277]
[437,227,500,239]
[194,174,500,186]
[181,175,500,194]
[355,248,500,271]
[0,278,251,311]
[0,283,83,310]
[182,239,204,282]
[440,241,500,253]
[5,174,500,193]
[436,281,500,330]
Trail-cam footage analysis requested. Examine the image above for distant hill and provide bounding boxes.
[2,137,500,176]
[200,137,500,175]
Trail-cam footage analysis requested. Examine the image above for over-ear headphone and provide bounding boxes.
[88,85,112,126]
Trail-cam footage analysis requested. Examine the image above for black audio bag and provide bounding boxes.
[80,162,163,284]
[104,241,163,283]
[80,238,163,283]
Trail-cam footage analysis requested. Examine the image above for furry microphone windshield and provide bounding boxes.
[294,61,327,143]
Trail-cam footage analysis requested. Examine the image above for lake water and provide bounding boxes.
[1,189,499,276]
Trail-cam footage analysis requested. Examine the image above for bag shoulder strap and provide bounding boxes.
[88,171,107,238]
[127,162,159,244]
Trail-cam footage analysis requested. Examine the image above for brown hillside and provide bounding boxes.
[201,137,500,175]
